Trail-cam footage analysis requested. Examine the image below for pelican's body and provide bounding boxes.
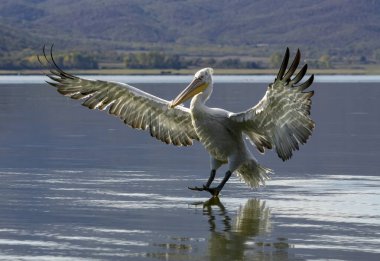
[41,47,315,197]
[192,103,265,188]
[192,105,240,163]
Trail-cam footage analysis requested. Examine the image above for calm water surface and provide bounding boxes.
[0,76,379,260]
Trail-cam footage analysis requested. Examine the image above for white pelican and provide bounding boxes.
[40,46,315,197]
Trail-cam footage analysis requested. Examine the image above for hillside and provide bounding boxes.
[1,0,380,68]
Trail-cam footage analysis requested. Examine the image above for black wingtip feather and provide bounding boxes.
[45,81,61,88]
[49,45,75,80]
[276,48,290,80]
[292,64,308,84]
[298,74,314,91]
[40,44,77,81]
[283,49,301,81]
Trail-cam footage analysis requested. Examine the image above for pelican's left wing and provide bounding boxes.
[230,48,315,161]
[40,49,198,146]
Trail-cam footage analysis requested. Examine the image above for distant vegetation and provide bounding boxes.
[124,52,260,70]
[0,51,261,70]
[0,52,98,70]
[269,52,333,69]
[1,49,378,71]
[56,53,98,69]
[125,52,183,69]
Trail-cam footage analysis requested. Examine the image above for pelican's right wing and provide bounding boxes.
[40,48,198,146]
[230,48,315,161]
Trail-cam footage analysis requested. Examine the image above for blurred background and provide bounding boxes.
[0,0,379,74]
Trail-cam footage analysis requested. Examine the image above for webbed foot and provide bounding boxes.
[188,184,209,191]
[188,185,221,197]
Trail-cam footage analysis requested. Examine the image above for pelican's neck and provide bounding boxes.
[190,83,213,110]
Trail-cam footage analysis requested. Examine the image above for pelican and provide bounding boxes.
[40,46,315,197]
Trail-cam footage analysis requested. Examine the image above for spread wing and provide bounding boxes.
[230,48,315,161]
[39,46,198,146]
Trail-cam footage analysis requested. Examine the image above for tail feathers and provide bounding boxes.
[235,159,273,188]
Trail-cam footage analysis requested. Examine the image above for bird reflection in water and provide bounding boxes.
[148,198,292,260]
[197,198,292,260]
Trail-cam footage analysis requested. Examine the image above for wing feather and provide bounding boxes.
[230,48,315,161]
[40,46,198,146]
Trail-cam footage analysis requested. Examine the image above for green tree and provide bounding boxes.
[319,55,331,68]
[269,52,282,68]
[61,53,98,69]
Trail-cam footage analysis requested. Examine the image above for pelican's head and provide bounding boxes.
[170,67,214,108]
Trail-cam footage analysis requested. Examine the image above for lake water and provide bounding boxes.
[0,76,379,260]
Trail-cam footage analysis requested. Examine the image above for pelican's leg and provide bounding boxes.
[188,169,216,191]
[188,158,224,192]
[204,154,241,196]
[205,169,216,188]
[206,170,232,197]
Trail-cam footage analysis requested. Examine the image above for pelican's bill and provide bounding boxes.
[170,78,208,108]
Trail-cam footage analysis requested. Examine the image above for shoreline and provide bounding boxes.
[1,68,379,76]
